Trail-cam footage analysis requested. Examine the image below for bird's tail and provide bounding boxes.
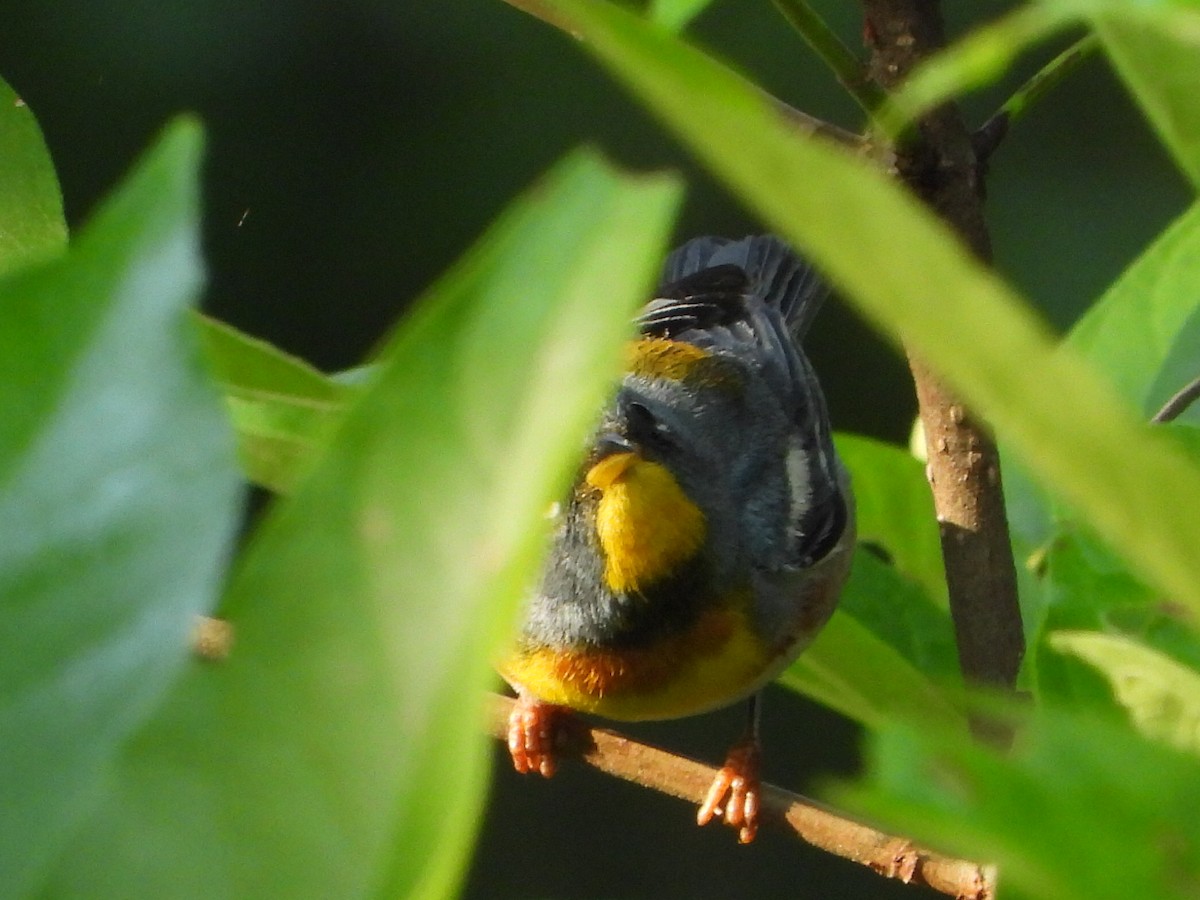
[659,235,829,340]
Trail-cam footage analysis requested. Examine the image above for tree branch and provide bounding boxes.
[974,34,1098,163]
[861,1,1025,718]
[771,0,886,114]
[485,693,994,898]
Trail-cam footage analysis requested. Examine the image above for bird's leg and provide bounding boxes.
[506,692,569,778]
[697,693,763,843]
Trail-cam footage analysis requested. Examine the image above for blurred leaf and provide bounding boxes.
[1068,200,1200,416]
[1007,199,1200,546]
[781,549,964,731]
[48,149,682,899]
[879,4,1077,136]
[196,315,353,492]
[1044,529,1159,631]
[647,0,711,32]
[0,120,242,896]
[1048,425,1200,659]
[1105,600,1200,676]
[197,313,346,403]
[835,433,945,604]
[518,0,1200,627]
[1001,453,1055,549]
[781,617,963,731]
[1081,1,1200,187]
[219,395,343,492]
[1035,528,1160,710]
[1147,307,1200,426]
[843,709,1200,900]
[840,550,960,683]
[1031,477,1200,712]
[0,76,66,275]
[1050,630,1200,756]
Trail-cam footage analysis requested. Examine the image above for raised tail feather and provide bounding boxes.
[655,235,829,340]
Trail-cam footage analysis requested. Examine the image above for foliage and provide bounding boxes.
[2,1,1199,897]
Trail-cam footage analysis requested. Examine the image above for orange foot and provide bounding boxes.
[696,737,762,844]
[507,694,568,778]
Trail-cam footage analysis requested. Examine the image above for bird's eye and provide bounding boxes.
[626,401,676,453]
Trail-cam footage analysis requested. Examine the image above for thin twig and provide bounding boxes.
[1152,374,1200,424]
[974,34,1098,162]
[501,0,862,147]
[861,1,1025,734]
[767,91,869,148]
[771,0,886,114]
[485,693,994,898]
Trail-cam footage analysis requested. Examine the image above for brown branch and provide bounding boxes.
[861,2,1025,721]
[486,693,995,898]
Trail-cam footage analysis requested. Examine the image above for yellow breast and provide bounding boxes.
[585,451,705,593]
[499,600,773,721]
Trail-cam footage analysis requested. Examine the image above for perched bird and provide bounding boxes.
[498,235,854,842]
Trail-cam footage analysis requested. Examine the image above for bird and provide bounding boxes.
[497,234,854,843]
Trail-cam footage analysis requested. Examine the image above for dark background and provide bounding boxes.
[0,1,1187,897]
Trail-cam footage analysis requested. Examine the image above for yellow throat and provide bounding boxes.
[585,451,706,593]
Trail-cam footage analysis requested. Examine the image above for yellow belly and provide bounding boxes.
[499,606,774,722]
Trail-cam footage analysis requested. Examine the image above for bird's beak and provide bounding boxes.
[595,431,635,458]
[585,432,637,490]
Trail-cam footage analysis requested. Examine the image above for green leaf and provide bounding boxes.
[49,149,682,899]
[0,76,67,276]
[780,550,964,731]
[843,550,959,683]
[196,315,352,492]
[1032,445,1200,709]
[1034,528,1160,710]
[646,0,712,32]
[515,0,1200,622]
[1050,630,1200,756]
[0,119,242,896]
[1085,2,1200,188]
[1146,306,1200,426]
[1068,200,1200,416]
[835,433,945,604]
[1007,199,1200,548]
[843,709,1200,900]
[1045,527,1168,631]
[197,313,345,403]
[220,395,344,493]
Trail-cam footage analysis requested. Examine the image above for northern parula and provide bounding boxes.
[499,235,854,843]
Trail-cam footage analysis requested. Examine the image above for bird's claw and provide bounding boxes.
[697,740,762,844]
[507,695,565,778]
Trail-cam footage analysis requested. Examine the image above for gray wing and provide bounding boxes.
[642,235,846,572]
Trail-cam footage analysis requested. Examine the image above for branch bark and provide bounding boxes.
[861,1,1025,707]
[486,693,994,899]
